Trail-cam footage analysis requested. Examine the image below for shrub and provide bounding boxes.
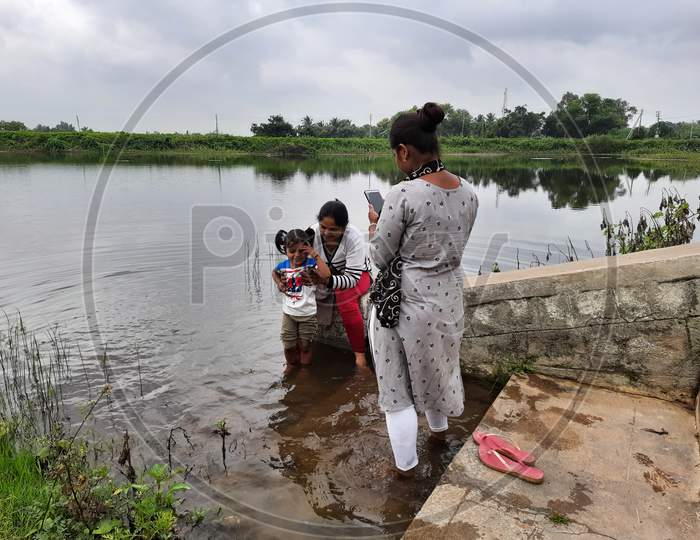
[44,136,69,155]
[602,189,700,255]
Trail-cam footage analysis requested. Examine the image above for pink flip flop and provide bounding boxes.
[478,442,544,484]
[472,430,536,465]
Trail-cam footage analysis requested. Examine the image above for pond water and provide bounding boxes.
[1,154,699,537]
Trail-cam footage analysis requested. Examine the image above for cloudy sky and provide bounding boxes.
[2,0,698,134]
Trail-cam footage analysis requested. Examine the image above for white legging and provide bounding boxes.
[385,406,449,471]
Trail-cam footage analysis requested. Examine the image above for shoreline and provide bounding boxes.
[2,148,700,163]
[1,132,699,163]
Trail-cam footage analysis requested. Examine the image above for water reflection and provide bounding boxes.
[2,153,699,535]
[4,153,696,211]
[268,346,496,534]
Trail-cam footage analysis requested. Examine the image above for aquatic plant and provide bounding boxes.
[602,189,700,255]
[213,419,231,473]
[0,316,70,445]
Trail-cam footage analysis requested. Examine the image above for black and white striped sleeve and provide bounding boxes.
[330,229,365,290]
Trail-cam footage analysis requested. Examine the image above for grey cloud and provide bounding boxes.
[0,0,697,133]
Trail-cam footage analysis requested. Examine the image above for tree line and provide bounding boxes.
[0,120,92,132]
[249,92,698,139]
[2,91,698,139]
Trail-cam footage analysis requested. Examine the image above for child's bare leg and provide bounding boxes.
[284,345,300,365]
[299,339,313,365]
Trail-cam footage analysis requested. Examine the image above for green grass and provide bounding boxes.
[493,355,535,385]
[1,131,700,160]
[548,511,572,525]
[0,433,53,539]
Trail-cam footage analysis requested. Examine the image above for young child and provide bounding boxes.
[272,228,331,368]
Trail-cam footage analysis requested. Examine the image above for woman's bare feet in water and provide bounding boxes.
[354,352,369,369]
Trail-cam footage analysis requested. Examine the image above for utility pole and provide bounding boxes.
[655,110,661,138]
[215,114,219,135]
[75,114,81,131]
[626,109,643,140]
[369,113,372,137]
[461,110,466,137]
[501,88,508,117]
[690,123,694,139]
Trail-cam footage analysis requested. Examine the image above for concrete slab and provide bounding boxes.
[404,374,700,540]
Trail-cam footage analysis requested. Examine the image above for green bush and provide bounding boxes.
[44,136,69,155]
[602,190,700,255]
[579,135,626,154]
[1,130,699,157]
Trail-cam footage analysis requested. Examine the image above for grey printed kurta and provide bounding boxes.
[368,177,478,415]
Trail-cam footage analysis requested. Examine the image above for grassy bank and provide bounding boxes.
[0,319,205,539]
[1,130,700,160]
[0,432,53,538]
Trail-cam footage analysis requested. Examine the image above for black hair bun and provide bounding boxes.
[418,102,445,132]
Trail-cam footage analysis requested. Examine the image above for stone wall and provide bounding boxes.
[461,243,700,406]
[314,295,370,351]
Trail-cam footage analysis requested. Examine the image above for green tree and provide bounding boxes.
[250,115,295,137]
[438,103,473,136]
[494,106,545,137]
[53,121,76,132]
[648,121,675,138]
[543,92,636,137]
[296,115,315,137]
[0,120,27,131]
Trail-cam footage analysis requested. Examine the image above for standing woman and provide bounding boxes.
[368,102,478,474]
[311,200,372,368]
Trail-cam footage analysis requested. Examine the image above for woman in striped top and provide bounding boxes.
[310,200,371,368]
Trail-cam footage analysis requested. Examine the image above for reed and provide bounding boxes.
[0,315,70,445]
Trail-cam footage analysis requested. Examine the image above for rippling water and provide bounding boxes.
[1,154,698,537]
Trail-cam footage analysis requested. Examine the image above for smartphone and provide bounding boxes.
[364,189,384,215]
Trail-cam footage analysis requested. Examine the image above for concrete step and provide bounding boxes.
[405,373,700,539]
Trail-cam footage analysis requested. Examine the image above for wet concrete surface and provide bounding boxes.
[405,373,700,539]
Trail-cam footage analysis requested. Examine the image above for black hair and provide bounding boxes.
[316,199,349,228]
[389,102,445,155]
[274,228,315,254]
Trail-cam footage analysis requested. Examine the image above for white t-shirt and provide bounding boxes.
[312,223,370,291]
[275,257,317,317]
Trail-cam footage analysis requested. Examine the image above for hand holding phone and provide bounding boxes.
[364,190,384,216]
